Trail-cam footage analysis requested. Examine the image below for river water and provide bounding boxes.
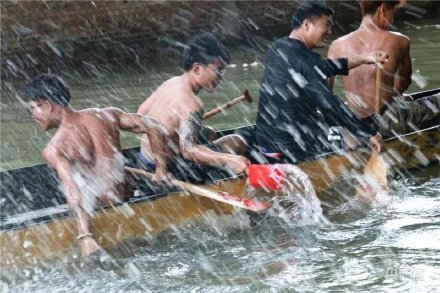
[1,18,439,292]
[2,166,439,292]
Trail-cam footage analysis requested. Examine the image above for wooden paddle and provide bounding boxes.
[124,166,272,212]
[203,89,253,120]
[374,63,382,114]
[370,64,387,185]
[359,64,388,201]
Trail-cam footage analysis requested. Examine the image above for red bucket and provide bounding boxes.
[248,164,286,190]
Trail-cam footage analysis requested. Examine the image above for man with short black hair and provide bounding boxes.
[328,0,439,138]
[24,74,168,257]
[255,1,387,163]
[138,33,248,181]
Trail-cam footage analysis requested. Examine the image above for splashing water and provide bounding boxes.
[246,164,328,227]
[0,13,439,291]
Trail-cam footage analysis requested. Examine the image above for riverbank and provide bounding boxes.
[2,1,439,82]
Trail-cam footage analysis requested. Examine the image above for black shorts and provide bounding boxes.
[137,142,227,183]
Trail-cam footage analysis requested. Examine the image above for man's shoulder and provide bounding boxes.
[267,37,307,66]
[142,77,184,103]
[77,107,105,116]
[96,107,121,117]
[331,32,355,47]
[79,107,117,114]
[271,36,289,45]
[57,123,89,140]
[270,37,296,51]
[388,31,410,43]
[77,107,120,123]
[43,128,72,161]
[376,31,410,52]
[330,30,363,50]
[42,144,58,165]
[159,76,183,92]
[165,75,181,83]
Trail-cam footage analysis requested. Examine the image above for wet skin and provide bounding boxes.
[328,4,412,118]
[137,60,248,176]
[28,100,166,256]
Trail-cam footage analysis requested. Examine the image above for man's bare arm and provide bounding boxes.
[179,112,247,174]
[43,139,101,256]
[346,51,389,70]
[118,111,163,134]
[44,146,81,210]
[394,38,412,94]
[116,110,170,179]
[43,144,93,237]
[179,112,224,165]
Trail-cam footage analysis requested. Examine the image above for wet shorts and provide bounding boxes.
[137,142,226,183]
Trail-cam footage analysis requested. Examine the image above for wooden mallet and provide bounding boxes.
[203,89,253,120]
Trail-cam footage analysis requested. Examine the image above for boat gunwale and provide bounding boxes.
[312,124,440,161]
[1,174,243,232]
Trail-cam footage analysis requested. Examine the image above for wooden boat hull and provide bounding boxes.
[1,179,242,268]
[1,89,439,269]
[298,125,440,203]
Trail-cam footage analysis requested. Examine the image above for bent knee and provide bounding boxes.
[218,135,248,155]
[231,134,248,149]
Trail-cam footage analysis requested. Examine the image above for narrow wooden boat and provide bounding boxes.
[1,88,439,269]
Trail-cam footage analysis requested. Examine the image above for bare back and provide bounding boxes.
[329,28,411,118]
[137,76,203,161]
[44,108,129,205]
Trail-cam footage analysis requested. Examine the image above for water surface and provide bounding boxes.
[2,166,439,292]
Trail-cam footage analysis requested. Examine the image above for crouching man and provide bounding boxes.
[23,74,168,257]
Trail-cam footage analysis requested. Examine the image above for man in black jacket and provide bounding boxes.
[256,1,387,163]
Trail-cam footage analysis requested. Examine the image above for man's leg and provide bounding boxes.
[379,95,440,137]
[211,134,247,155]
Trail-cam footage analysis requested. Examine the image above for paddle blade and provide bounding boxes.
[218,191,272,212]
[365,151,387,188]
[356,151,388,203]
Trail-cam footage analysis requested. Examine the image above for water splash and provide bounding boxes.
[246,164,328,226]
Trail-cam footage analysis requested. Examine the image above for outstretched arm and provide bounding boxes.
[179,112,248,174]
[43,140,100,256]
[346,51,389,70]
[44,148,85,227]
[117,110,170,180]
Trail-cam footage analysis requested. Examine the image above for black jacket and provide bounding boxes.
[256,37,377,162]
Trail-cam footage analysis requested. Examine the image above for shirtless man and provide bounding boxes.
[328,0,439,138]
[137,33,248,181]
[24,74,168,257]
